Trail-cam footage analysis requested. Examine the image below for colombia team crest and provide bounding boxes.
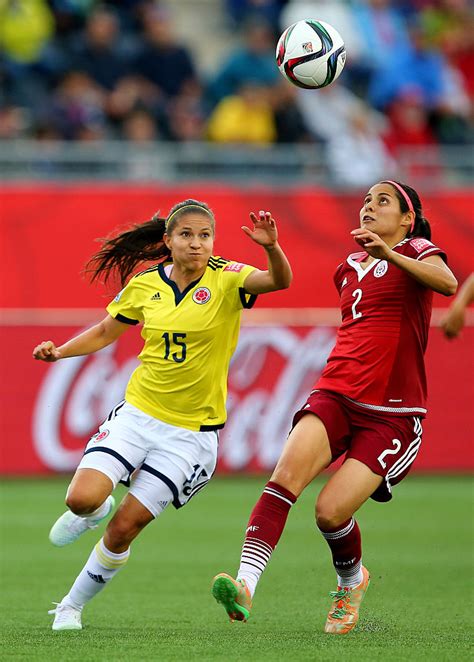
[192,287,211,304]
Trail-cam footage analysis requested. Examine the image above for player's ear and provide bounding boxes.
[163,232,172,250]
[402,211,415,231]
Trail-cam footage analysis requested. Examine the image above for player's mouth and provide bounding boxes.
[362,215,375,222]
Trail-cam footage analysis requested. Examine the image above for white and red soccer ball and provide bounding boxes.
[276,19,346,89]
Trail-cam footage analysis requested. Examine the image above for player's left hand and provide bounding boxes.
[242,211,278,248]
[351,228,393,260]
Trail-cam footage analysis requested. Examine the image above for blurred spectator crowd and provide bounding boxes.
[0,0,472,185]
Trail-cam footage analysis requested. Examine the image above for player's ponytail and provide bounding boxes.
[85,213,169,286]
[383,181,432,240]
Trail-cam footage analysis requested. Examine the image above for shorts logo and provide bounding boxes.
[224,262,245,273]
[192,287,211,304]
[92,429,110,443]
[374,260,388,278]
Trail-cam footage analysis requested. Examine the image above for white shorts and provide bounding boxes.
[77,401,219,517]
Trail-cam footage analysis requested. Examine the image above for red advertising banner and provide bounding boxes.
[1,317,472,475]
[1,186,472,474]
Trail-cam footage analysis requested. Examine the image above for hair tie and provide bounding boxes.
[383,180,415,232]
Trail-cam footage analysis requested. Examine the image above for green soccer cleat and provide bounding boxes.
[211,573,252,622]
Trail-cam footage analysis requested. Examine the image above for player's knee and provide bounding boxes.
[66,491,103,515]
[315,499,347,531]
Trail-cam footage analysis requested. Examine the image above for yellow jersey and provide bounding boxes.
[106,257,257,431]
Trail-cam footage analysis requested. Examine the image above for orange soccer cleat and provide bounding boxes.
[324,566,370,634]
[211,573,252,622]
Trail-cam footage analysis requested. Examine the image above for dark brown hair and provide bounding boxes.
[381,180,431,240]
[85,199,214,286]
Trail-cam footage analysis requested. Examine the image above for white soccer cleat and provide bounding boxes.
[49,496,115,547]
[49,601,83,631]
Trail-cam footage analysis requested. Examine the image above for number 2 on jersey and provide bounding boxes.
[162,332,187,363]
[351,288,363,319]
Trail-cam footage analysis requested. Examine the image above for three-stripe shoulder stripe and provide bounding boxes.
[133,264,161,278]
[208,257,230,271]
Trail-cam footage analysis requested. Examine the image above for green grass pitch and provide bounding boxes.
[1,475,472,661]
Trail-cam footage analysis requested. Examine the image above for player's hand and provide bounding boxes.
[33,340,61,362]
[242,211,278,248]
[351,228,393,260]
[440,308,465,339]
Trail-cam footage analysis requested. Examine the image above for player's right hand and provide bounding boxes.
[33,340,61,362]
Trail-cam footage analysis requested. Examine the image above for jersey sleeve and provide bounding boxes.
[106,278,144,325]
[333,262,345,293]
[220,261,258,309]
[407,237,447,263]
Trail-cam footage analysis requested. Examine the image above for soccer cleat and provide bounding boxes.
[324,566,370,635]
[49,496,115,547]
[211,573,252,622]
[48,601,83,631]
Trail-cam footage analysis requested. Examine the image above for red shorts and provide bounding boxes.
[293,389,423,502]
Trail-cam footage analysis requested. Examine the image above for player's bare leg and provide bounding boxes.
[212,414,331,620]
[316,459,382,634]
[50,494,155,630]
[49,469,115,547]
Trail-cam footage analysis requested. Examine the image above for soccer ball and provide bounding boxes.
[276,19,346,89]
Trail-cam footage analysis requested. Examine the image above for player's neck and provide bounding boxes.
[168,264,206,291]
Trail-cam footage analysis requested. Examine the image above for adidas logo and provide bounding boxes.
[151,292,161,300]
[87,571,106,584]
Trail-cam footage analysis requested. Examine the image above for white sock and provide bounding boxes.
[83,496,114,524]
[65,537,130,609]
[336,559,364,589]
[236,570,259,598]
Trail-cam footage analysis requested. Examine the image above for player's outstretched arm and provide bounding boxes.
[32,315,130,362]
[440,272,474,338]
[241,210,292,294]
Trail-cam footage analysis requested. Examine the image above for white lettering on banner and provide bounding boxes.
[32,326,336,472]
[224,327,335,470]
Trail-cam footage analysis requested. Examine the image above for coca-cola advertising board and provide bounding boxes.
[1,314,472,475]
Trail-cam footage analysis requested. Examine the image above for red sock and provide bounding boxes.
[237,481,297,595]
[319,518,362,587]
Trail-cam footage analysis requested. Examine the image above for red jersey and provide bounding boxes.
[316,237,447,416]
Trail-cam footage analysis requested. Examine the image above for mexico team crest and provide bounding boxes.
[192,287,211,304]
[374,261,388,278]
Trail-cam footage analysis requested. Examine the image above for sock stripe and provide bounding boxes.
[241,549,269,565]
[320,518,354,540]
[263,487,295,507]
[95,542,130,570]
[242,538,273,554]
